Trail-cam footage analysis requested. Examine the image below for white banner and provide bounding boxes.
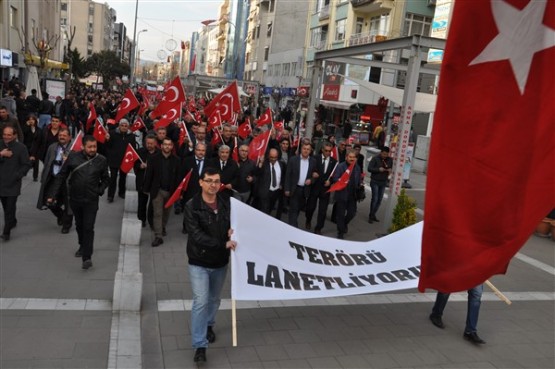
[230,198,422,301]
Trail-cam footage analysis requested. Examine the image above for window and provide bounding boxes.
[264,46,269,61]
[61,18,67,26]
[88,35,93,44]
[283,63,290,77]
[61,3,67,11]
[10,6,17,28]
[291,62,297,76]
[275,63,281,76]
[355,17,364,35]
[267,22,272,37]
[268,65,273,76]
[369,13,390,36]
[310,25,328,48]
[335,19,346,41]
[255,24,260,39]
[269,0,275,12]
[403,13,432,36]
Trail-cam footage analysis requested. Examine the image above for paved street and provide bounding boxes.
[1,167,554,369]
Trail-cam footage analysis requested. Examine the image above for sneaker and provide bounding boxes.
[75,249,83,257]
[193,348,206,363]
[0,233,10,241]
[61,227,70,234]
[206,326,216,343]
[82,259,93,270]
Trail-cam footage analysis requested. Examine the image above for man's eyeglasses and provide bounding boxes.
[202,179,221,185]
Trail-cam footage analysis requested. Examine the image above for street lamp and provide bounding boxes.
[133,29,148,84]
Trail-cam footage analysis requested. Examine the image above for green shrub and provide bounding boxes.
[389,189,417,233]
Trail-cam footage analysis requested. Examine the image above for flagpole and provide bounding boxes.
[327,162,339,182]
[485,280,512,305]
[232,299,238,347]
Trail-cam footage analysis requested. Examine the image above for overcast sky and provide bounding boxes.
[107,0,221,62]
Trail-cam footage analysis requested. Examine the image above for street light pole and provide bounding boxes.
[134,29,148,83]
[129,0,139,85]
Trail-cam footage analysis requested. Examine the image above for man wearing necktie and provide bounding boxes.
[284,142,317,228]
[207,145,238,200]
[306,142,337,234]
[181,143,207,234]
[36,128,74,233]
[254,148,285,219]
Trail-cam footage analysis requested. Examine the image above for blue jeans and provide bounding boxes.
[189,264,228,349]
[431,284,483,333]
[369,181,386,217]
[38,114,51,129]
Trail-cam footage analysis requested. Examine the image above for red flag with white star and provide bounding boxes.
[93,120,108,143]
[203,81,241,121]
[115,89,140,123]
[248,129,271,161]
[178,121,190,147]
[154,101,181,129]
[330,146,339,161]
[120,143,140,174]
[211,127,223,147]
[207,110,222,131]
[165,170,193,208]
[70,130,84,152]
[256,107,273,127]
[131,117,146,132]
[86,102,97,132]
[327,161,355,193]
[150,76,186,119]
[238,119,252,140]
[419,0,555,293]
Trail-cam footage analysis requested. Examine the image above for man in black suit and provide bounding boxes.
[143,138,181,247]
[207,145,238,199]
[306,141,337,234]
[255,148,285,219]
[181,142,207,234]
[134,134,159,228]
[284,142,317,228]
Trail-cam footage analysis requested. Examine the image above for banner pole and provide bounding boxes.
[231,299,237,347]
[485,280,512,305]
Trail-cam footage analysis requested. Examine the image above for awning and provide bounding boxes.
[24,54,69,70]
[344,76,437,113]
[209,87,250,97]
[319,100,353,110]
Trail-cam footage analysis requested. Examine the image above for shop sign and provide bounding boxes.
[297,86,309,97]
[1,49,13,67]
[323,61,345,85]
[322,84,340,101]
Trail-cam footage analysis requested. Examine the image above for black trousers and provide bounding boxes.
[0,196,18,236]
[288,186,307,228]
[108,167,127,199]
[306,190,331,231]
[261,189,283,220]
[50,183,73,229]
[137,191,153,226]
[71,200,99,261]
[335,196,357,235]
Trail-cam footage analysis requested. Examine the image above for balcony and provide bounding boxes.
[350,0,393,14]
[347,32,388,47]
[319,5,330,20]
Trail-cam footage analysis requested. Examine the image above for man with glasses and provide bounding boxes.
[181,142,207,234]
[183,167,237,363]
[306,142,337,234]
[143,138,181,247]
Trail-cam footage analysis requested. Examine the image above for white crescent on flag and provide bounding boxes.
[88,111,92,119]
[120,98,131,110]
[124,151,134,163]
[166,86,179,103]
[255,138,266,151]
[164,108,178,120]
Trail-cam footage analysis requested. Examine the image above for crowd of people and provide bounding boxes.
[0,81,487,363]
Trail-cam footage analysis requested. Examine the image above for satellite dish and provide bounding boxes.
[165,39,177,52]
[157,49,167,60]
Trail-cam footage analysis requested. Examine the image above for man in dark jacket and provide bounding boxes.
[180,142,207,233]
[47,135,110,269]
[306,141,337,234]
[37,128,73,233]
[284,142,317,228]
[255,148,285,218]
[333,149,362,239]
[367,146,392,223]
[183,167,237,363]
[233,144,256,203]
[0,126,31,241]
[207,145,238,199]
[133,134,158,228]
[105,118,136,202]
[0,105,24,143]
[143,137,181,247]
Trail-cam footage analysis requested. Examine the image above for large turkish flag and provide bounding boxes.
[419,0,555,293]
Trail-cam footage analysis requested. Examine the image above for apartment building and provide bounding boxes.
[61,0,116,59]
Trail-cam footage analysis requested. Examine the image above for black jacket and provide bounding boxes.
[48,151,110,203]
[184,193,230,269]
[142,152,181,198]
[0,140,31,196]
[133,147,159,192]
[233,158,257,193]
[105,129,136,168]
[368,155,393,183]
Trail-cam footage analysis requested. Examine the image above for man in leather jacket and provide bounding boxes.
[183,167,237,363]
[47,135,110,269]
